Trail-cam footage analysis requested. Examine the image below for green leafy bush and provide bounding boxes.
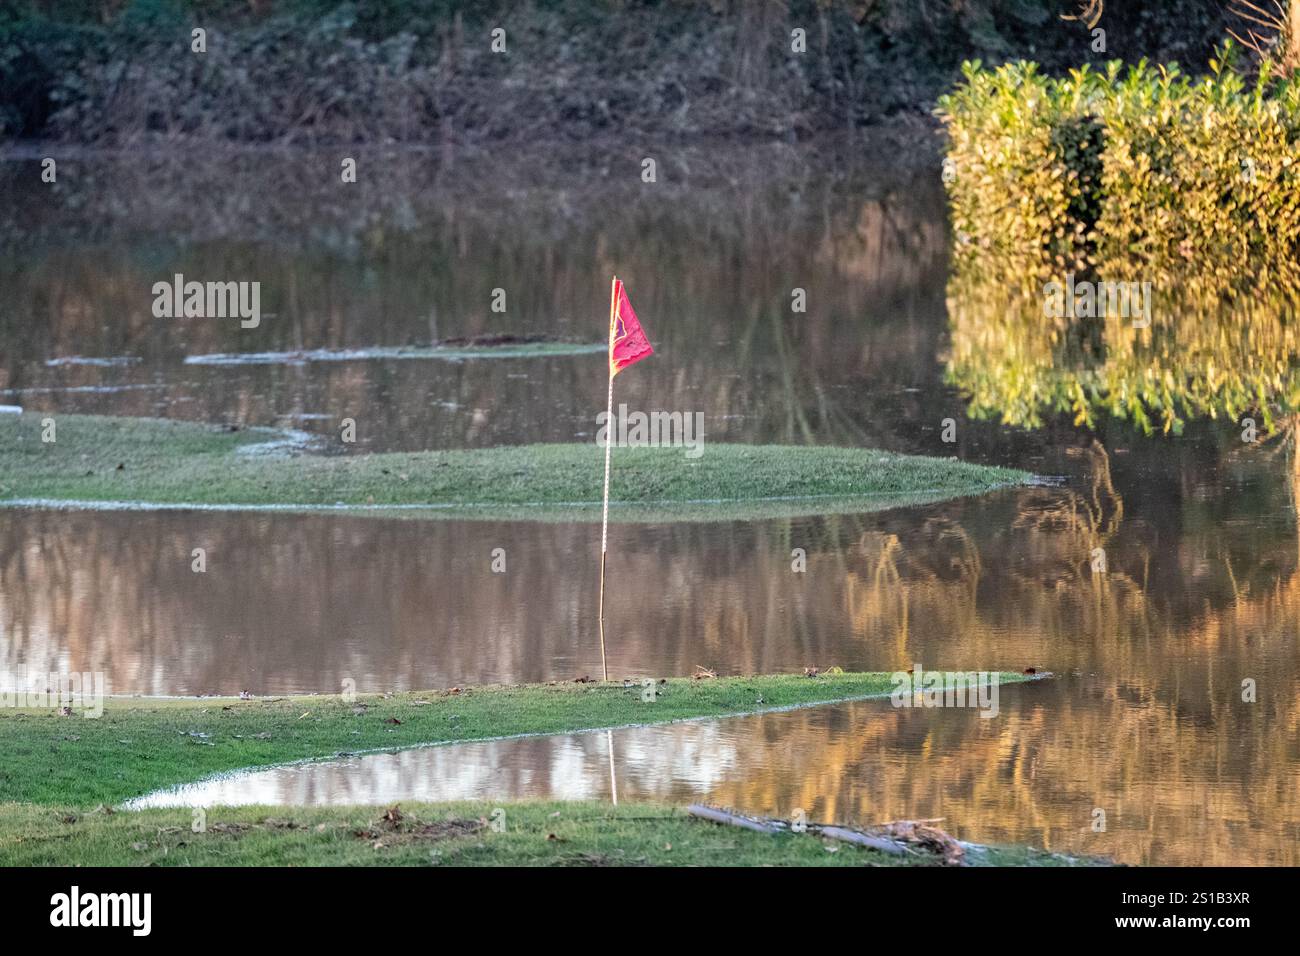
[941,50,1300,435]
[938,50,1300,296]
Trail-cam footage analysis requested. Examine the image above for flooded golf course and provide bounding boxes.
[2,147,1298,865]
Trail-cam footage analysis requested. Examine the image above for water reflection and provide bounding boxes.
[4,431,1293,695]
[133,677,1292,867]
[0,149,952,454]
[4,150,1300,866]
[947,271,1300,435]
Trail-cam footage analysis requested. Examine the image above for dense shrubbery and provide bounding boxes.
[1,1,874,143]
[940,45,1300,435]
[45,8,435,143]
[939,51,1300,294]
[941,49,1300,436]
[1,0,1239,144]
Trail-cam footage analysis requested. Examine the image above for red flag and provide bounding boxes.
[609,279,653,377]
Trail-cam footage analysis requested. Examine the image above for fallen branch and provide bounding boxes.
[816,825,908,855]
[686,804,782,834]
[874,820,966,865]
[686,804,965,863]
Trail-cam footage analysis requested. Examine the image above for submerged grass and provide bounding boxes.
[182,341,607,365]
[0,799,1097,867]
[0,672,1036,807]
[0,413,1029,522]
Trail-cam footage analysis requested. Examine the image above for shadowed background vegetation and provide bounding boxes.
[1,0,1241,145]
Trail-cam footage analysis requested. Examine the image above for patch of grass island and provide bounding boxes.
[0,413,1029,522]
[0,671,1087,867]
[182,334,608,366]
[0,671,1041,807]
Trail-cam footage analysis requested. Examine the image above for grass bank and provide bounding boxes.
[0,799,1094,867]
[0,672,1036,807]
[0,413,1029,522]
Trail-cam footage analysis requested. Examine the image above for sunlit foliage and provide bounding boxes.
[941,48,1300,434]
[939,50,1300,296]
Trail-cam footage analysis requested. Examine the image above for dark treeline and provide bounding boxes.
[1,0,1237,145]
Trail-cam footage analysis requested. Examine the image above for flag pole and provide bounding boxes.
[597,275,617,682]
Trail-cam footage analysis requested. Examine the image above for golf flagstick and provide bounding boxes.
[597,276,617,682]
[597,275,652,683]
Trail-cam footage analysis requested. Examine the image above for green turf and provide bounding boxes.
[0,799,1100,867]
[0,413,1029,522]
[0,672,1035,807]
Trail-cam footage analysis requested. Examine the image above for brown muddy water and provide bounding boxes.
[2,148,1298,865]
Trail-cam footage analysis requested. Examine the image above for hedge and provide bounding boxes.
[938,49,1300,297]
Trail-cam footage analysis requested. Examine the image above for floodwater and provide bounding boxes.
[3,147,1299,865]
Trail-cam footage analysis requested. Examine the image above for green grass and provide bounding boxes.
[0,672,1073,866]
[0,672,1035,807]
[0,413,1029,522]
[0,799,1097,867]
